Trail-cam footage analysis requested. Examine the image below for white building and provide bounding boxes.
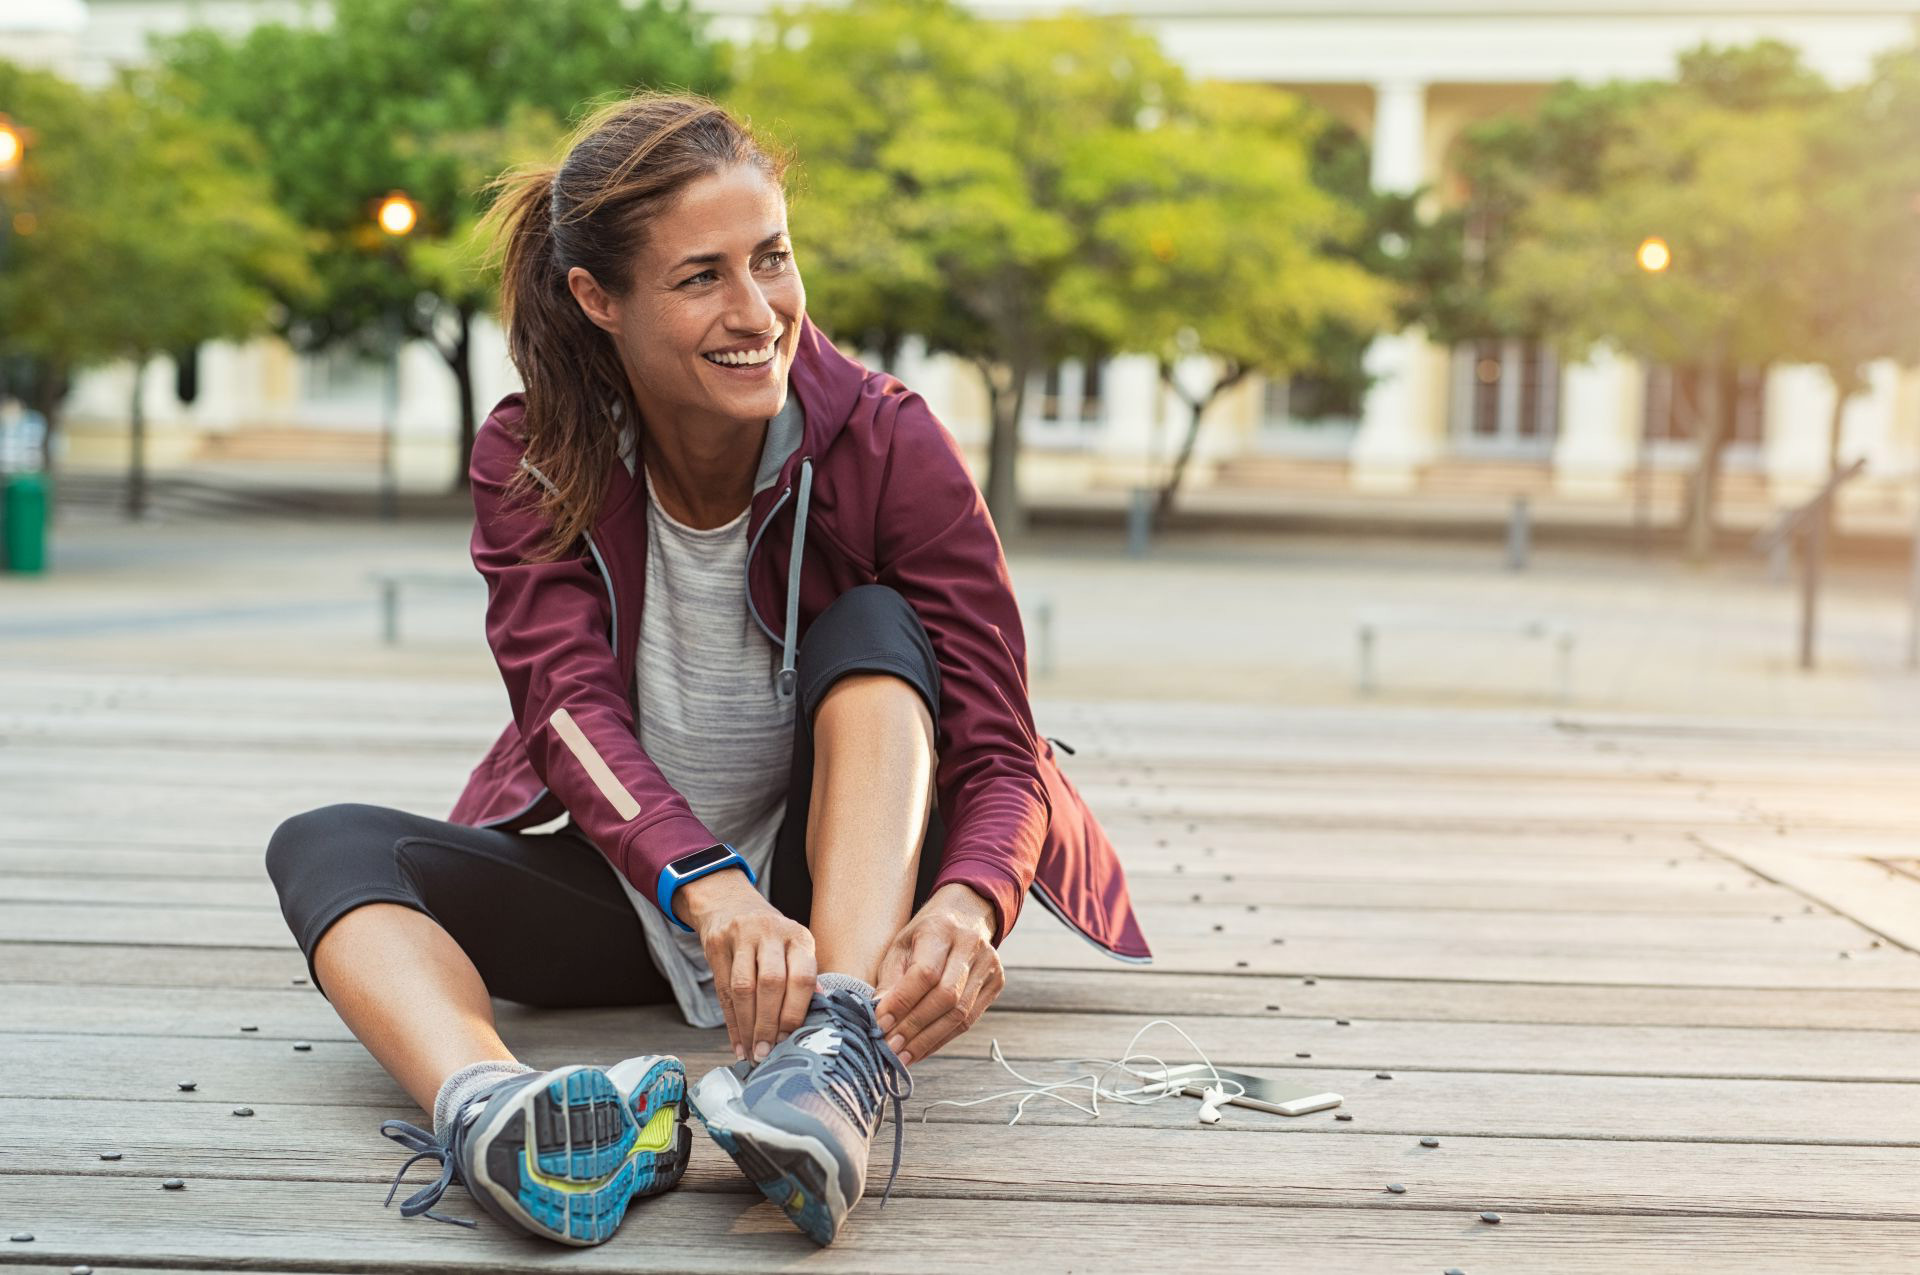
[12,1,1920,524]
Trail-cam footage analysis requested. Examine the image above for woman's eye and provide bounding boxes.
[683,270,717,287]
[759,250,792,270]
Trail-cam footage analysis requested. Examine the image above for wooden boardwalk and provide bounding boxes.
[4,669,1920,1272]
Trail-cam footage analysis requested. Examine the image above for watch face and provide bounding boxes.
[670,844,734,875]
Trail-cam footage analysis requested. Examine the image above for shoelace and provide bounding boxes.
[816,989,915,1205]
[378,1117,480,1229]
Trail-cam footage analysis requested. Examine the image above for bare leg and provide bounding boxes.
[311,902,517,1115]
[805,672,937,983]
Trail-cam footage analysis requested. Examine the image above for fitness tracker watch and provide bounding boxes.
[656,842,755,933]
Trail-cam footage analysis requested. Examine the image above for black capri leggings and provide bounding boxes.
[265,584,945,1007]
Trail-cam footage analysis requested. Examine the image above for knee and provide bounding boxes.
[797,585,940,718]
[265,802,379,893]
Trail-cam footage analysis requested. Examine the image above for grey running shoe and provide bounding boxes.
[689,987,913,1245]
[379,1058,688,1246]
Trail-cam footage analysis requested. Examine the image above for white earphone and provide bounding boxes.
[1197,1085,1228,1125]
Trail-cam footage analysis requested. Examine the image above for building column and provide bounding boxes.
[1349,80,1436,492]
[1552,346,1640,498]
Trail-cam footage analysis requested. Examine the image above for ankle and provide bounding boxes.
[432,1059,533,1136]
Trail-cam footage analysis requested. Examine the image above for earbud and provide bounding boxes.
[1197,1085,1226,1125]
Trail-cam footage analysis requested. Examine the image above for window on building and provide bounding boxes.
[1450,338,1560,452]
[1030,359,1105,427]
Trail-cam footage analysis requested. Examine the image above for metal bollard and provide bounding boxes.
[1356,623,1376,696]
[381,579,400,646]
[1034,598,1055,678]
[1127,487,1153,558]
[1506,495,1530,571]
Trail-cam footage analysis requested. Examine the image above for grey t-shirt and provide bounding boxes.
[606,465,797,1027]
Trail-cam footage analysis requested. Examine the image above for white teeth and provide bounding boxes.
[704,339,778,367]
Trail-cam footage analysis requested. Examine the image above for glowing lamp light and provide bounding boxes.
[0,115,24,178]
[376,191,419,238]
[1636,236,1671,273]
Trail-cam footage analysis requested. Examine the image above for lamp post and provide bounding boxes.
[1631,236,1671,550]
[373,191,418,521]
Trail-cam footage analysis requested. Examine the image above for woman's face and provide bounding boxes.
[568,163,805,435]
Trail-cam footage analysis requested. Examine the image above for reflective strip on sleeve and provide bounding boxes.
[548,707,642,820]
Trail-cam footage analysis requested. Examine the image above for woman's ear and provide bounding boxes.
[566,267,622,336]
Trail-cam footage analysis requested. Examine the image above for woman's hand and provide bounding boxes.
[872,882,1005,1064]
[677,869,817,1062]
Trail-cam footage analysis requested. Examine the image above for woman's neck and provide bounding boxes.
[637,411,765,530]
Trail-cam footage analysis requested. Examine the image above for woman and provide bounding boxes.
[265,92,1149,1251]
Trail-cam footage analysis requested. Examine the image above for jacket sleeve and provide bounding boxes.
[467,403,719,916]
[871,394,1050,944]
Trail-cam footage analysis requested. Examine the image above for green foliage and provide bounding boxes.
[733,0,1392,524]
[164,0,727,358]
[0,60,310,398]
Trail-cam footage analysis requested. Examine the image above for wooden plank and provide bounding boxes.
[5,901,1910,988]
[4,985,1915,1082]
[5,1098,1917,1221]
[0,880,1854,954]
[0,866,1807,918]
[4,1033,1917,1145]
[1002,926,1920,989]
[13,944,1919,1031]
[3,1173,1918,1273]
[1708,845,1920,951]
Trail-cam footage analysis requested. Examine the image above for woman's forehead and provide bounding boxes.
[649,166,788,259]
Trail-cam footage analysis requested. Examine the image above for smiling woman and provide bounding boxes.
[263,92,1148,1253]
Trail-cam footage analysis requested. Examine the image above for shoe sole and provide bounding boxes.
[464,1061,688,1246]
[689,1065,848,1246]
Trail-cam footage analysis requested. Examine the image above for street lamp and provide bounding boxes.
[373,191,417,521]
[0,115,24,180]
[1632,235,1671,547]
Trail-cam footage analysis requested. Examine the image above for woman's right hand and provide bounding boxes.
[675,869,817,1062]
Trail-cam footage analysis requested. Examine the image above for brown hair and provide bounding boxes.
[482,92,790,561]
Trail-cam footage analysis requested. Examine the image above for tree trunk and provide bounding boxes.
[1819,377,1851,546]
[125,355,148,521]
[1157,396,1208,523]
[1155,363,1244,521]
[447,306,476,493]
[978,359,1028,539]
[1683,360,1730,563]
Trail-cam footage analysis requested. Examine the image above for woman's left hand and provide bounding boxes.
[872,882,1005,1065]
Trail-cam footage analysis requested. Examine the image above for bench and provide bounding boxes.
[1356,610,1576,703]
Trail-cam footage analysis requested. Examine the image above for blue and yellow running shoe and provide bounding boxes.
[689,987,912,1245]
[379,1057,688,1246]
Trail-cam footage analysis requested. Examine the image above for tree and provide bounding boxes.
[0,62,310,516]
[1066,81,1392,517]
[1784,46,1920,538]
[1489,43,1827,560]
[739,0,1388,534]
[164,0,726,491]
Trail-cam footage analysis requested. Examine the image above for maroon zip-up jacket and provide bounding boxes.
[447,317,1150,964]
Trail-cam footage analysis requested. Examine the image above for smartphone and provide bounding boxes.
[1128,1063,1343,1116]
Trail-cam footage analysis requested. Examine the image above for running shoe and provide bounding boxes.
[378,1058,688,1245]
[689,987,912,1245]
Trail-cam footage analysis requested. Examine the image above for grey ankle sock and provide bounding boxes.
[433,1059,535,1137]
[816,972,876,1001]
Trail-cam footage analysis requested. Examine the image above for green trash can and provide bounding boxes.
[3,471,48,574]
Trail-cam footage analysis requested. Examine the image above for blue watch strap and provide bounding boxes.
[657,843,755,933]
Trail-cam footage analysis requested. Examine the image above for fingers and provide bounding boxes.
[889,944,971,1065]
[778,935,817,1042]
[903,950,1004,1064]
[727,941,758,1062]
[875,930,945,1037]
[749,937,789,1062]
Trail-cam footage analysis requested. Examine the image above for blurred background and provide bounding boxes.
[4,0,1920,721]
